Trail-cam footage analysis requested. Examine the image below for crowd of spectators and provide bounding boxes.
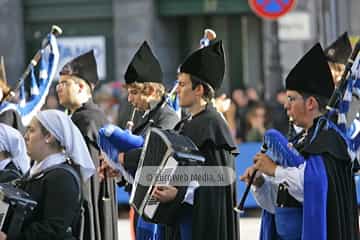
[221,87,289,144]
[44,82,290,144]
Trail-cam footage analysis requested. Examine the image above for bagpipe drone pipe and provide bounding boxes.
[0,25,62,126]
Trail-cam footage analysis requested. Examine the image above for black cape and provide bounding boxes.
[122,99,180,237]
[71,100,118,240]
[173,104,240,240]
[19,163,80,240]
[0,109,25,135]
[123,99,180,171]
[299,119,360,240]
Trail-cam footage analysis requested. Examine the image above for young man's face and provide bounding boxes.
[56,75,81,108]
[176,73,197,108]
[284,90,307,127]
[127,86,149,111]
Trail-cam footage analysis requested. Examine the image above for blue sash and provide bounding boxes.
[179,206,192,240]
[136,216,163,240]
[260,155,327,240]
[274,207,302,240]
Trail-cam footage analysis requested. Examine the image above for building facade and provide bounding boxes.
[0,0,358,99]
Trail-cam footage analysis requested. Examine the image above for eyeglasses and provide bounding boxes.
[287,95,302,103]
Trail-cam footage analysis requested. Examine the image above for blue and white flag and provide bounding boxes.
[18,32,60,125]
[336,53,360,161]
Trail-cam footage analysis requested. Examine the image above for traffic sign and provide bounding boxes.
[248,0,296,20]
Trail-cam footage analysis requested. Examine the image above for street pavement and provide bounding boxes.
[117,209,262,239]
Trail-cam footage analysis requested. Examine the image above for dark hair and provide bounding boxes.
[300,92,329,113]
[189,75,215,102]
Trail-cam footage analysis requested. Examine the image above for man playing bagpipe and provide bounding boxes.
[98,41,180,240]
[150,40,240,240]
[120,41,180,171]
[240,43,359,240]
[56,50,118,240]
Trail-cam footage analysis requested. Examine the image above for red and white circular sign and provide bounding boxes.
[248,0,296,20]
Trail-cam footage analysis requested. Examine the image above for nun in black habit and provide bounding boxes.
[0,109,95,240]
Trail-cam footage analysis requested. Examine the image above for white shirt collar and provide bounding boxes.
[30,152,67,177]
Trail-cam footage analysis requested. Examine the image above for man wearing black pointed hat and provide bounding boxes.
[241,43,359,240]
[100,41,179,239]
[324,32,352,84]
[56,50,118,240]
[153,41,240,240]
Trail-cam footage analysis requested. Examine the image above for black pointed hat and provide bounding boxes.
[60,50,99,86]
[179,40,225,90]
[124,41,162,84]
[324,32,352,64]
[285,43,334,98]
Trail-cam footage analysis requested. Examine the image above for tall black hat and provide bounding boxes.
[324,32,352,64]
[179,40,225,90]
[124,41,162,84]
[60,50,99,87]
[285,43,334,98]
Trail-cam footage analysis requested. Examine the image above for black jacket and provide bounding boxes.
[71,100,118,240]
[172,104,240,240]
[0,162,22,183]
[123,99,180,172]
[19,163,80,240]
[298,118,360,240]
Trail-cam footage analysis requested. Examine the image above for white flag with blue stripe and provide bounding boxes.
[337,53,360,162]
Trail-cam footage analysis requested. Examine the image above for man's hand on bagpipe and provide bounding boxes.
[253,153,277,177]
[98,153,122,182]
[151,186,178,203]
[239,165,264,187]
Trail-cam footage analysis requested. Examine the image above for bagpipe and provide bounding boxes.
[0,183,37,240]
[235,39,360,213]
[130,127,204,223]
[0,25,62,125]
[97,79,180,182]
